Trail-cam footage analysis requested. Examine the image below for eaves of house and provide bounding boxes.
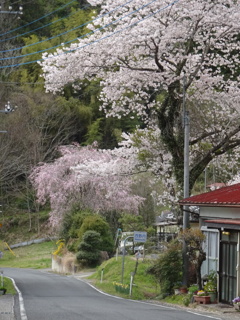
[179,183,240,208]
[204,219,240,229]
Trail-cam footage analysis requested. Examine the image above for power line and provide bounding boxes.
[0,0,135,60]
[0,0,180,69]
[0,0,77,37]
[0,2,100,53]
[0,4,91,44]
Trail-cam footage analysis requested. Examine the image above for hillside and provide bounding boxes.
[0,241,56,269]
[0,210,54,245]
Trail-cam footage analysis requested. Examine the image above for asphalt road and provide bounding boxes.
[3,268,224,320]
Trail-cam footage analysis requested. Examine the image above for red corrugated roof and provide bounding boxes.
[179,183,240,207]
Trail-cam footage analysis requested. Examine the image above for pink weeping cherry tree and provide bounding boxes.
[29,143,145,227]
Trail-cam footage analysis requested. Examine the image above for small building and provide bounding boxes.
[179,183,240,304]
[154,211,179,243]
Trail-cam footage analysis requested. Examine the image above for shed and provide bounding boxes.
[179,183,240,304]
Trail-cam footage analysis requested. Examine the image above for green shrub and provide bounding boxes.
[60,209,92,242]
[76,230,101,267]
[147,240,182,295]
[182,295,191,306]
[78,215,114,254]
[60,211,114,255]
[203,270,217,293]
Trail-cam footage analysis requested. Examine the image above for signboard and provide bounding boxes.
[134,231,147,243]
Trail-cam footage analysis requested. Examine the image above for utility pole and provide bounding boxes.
[183,110,190,229]
[204,168,207,192]
[182,75,190,286]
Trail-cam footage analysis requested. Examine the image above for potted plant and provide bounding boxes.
[0,287,7,295]
[179,285,188,294]
[194,290,211,304]
[232,297,240,311]
[204,282,217,303]
[173,282,182,295]
[203,270,217,303]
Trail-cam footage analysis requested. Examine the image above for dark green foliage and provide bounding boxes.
[59,209,93,242]
[77,80,141,149]
[76,230,101,266]
[100,210,122,237]
[119,213,145,232]
[19,0,83,36]
[179,229,206,289]
[78,215,114,254]
[60,211,114,255]
[147,240,183,295]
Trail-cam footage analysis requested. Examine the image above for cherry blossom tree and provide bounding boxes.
[29,143,144,227]
[228,174,240,186]
[40,0,240,198]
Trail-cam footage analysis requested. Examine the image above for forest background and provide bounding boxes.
[0,0,157,244]
[0,0,239,247]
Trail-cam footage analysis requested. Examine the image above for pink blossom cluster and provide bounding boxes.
[29,143,144,227]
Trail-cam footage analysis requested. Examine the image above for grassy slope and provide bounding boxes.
[89,257,189,305]
[89,256,160,300]
[0,241,57,269]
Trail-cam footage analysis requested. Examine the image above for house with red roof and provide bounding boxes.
[179,183,240,304]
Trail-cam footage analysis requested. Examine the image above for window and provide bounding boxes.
[201,227,219,276]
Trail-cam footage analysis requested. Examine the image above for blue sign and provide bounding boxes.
[134,231,147,243]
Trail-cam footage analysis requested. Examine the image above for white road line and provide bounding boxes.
[79,279,177,309]
[7,276,28,320]
[80,279,225,319]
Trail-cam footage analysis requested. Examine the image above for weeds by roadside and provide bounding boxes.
[0,277,17,295]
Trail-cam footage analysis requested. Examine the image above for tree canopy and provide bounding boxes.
[1,0,240,230]
[29,143,144,227]
[40,0,240,202]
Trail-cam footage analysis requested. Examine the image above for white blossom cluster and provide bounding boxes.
[38,0,240,209]
[41,0,240,116]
